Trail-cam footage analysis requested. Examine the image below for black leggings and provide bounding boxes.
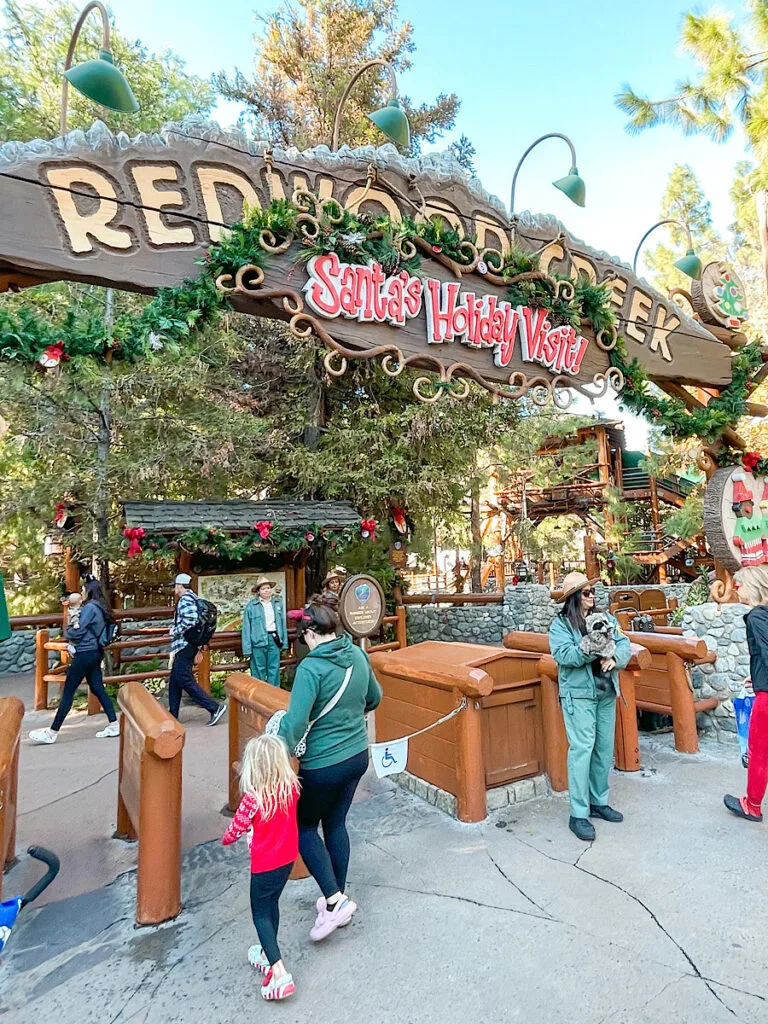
[297,749,368,898]
[52,649,116,732]
[250,862,293,966]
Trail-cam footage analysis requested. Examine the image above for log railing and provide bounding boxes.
[0,696,24,900]
[115,682,185,925]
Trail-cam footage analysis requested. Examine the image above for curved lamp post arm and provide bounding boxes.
[331,59,398,151]
[632,219,693,275]
[510,132,578,215]
[60,1,110,136]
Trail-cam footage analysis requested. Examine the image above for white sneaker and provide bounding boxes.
[248,943,269,974]
[95,722,120,738]
[29,728,57,745]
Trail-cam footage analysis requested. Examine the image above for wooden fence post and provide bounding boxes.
[537,657,569,792]
[0,697,24,898]
[666,651,699,753]
[395,605,407,649]
[197,647,211,694]
[615,669,641,772]
[35,629,49,711]
[454,692,486,823]
[228,692,239,813]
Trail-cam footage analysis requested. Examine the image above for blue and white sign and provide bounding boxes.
[371,737,409,778]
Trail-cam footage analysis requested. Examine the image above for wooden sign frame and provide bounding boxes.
[0,118,733,404]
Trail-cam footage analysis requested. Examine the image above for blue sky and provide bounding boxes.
[108,0,750,445]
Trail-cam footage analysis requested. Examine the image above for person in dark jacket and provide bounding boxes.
[549,571,631,841]
[29,578,119,745]
[168,573,225,726]
[725,565,768,822]
[278,593,382,941]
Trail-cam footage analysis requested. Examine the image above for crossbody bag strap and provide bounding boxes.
[311,664,353,726]
[296,665,354,752]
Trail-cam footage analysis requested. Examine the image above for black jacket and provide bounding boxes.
[746,606,768,693]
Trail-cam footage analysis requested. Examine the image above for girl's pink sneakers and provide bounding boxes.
[261,968,295,1000]
[310,896,357,940]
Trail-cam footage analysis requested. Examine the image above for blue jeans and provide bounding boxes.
[297,749,368,897]
[52,649,116,731]
[169,643,217,718]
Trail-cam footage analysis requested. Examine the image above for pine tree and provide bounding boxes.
[642,164,722,292]
[215,0,460,153]
[616,4,768,296]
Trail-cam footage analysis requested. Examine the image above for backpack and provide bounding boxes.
[89,607,118,649]
[184,598,218,648]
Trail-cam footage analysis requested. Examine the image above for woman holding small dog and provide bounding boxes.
[549,572,631,842]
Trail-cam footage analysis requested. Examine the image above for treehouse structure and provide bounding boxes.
[488,420,707,585]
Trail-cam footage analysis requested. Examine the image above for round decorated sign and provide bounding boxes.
[703,466,768,573]
[691,261,748,330]
[338,573,386,638]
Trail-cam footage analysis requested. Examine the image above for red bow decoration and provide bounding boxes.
[304,531,315,543]
[254,520,272,541]
[361,518,378,542]
[391,506,408,535]
[123,526,145,558]
[54,502,68,529]
[742,451,762,472]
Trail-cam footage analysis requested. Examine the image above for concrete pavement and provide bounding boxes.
[1,728,766,1023]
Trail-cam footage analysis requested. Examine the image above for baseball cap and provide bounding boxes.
[174,573,192,586]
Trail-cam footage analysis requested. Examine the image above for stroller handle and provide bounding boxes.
[20,847,60,908]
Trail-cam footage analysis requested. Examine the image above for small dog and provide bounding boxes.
[579,611,616,660]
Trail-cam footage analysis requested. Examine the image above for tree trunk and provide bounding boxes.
[94,289,113,593]
[470,476,482,593]
[302,352,326,452]
[756,190,768,302]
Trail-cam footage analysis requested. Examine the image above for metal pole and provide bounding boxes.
[509,132,578,215]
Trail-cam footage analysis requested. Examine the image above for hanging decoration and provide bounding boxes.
[122,527,145,558]
[360,519,378,542]
[613,339,765,443]
[135,520,365,563]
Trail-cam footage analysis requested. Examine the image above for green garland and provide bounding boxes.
[131,522,364,563]
[611,338,765,443]
[0,198,619,368]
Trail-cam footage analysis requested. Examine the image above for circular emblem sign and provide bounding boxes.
[338,573,386,638]
[704,466,768,574]
[692,261,749,330]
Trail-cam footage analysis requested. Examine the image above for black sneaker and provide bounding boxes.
[569,816,595,842]
[208,703,227,727]
[590,804,624,823]
[724,793,762,822]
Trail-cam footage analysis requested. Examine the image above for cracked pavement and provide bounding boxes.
[2,733,767,1023]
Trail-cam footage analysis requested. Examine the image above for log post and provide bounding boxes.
[197,647,211,694]
[666,650,699,753]
[538,656,569,792]
[35,629,49,711]
[615,668,640,772]
[454,692,486,822]
[228,692,240,813]
[395,605,407,649]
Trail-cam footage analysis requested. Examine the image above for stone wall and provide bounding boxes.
[406,582,692,647]
[0,630,40,676]
[407,603,503,645]
[684,603,747,743]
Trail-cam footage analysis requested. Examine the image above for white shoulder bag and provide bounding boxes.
[265,664,353,757]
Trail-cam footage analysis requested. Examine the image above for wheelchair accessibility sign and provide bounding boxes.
[371,736,409,778]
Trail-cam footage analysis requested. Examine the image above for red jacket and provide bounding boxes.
[222,787,299,873]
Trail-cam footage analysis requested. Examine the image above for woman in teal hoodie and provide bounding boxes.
[549,572,631,842]
[278,593,382,940]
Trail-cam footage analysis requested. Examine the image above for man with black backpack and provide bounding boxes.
[169,573,226,726]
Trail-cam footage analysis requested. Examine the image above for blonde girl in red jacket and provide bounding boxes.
[222,734,300,1001]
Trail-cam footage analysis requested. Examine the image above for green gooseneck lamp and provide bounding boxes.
[632,219,703,281]
[331,59,410,151]
[510,133,586,214]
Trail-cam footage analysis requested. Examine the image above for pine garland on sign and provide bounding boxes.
[612,338,764,443]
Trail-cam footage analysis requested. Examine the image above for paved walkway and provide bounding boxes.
[1,715,766,1023]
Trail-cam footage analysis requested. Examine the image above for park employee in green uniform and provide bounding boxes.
[243,577,287,686]
[549,572,631,842]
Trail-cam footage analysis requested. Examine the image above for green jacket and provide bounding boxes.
[242,597,287,654]
[278,634,382,770]
[548,613,631,699]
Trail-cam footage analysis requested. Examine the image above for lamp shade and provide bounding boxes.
[367,99,410,148]
[673,248,703,281]
[64,48,139,115]
[552,167,586,207]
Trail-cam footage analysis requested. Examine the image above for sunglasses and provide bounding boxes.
[581,588,595,597]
